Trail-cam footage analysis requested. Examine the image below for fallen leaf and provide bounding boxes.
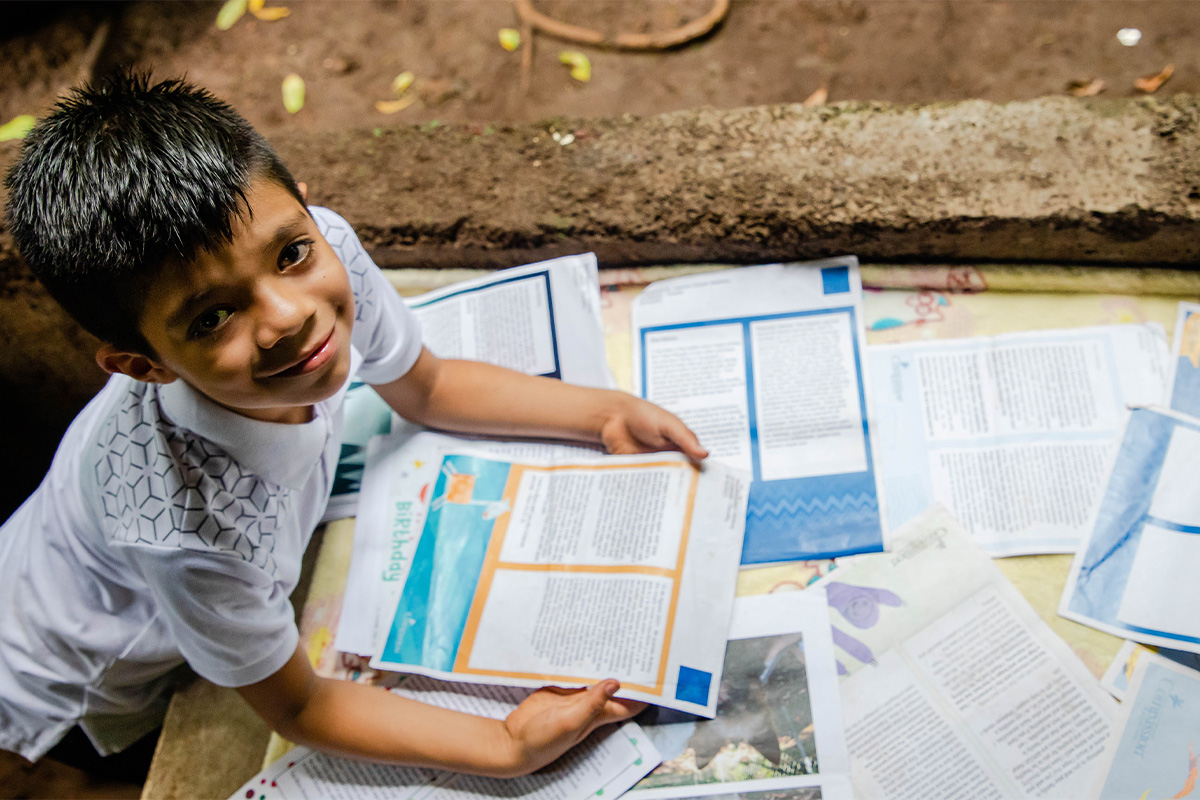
[498,28,521,51]
[391,71,415,95]
[1067,78,1105,97]
[374,95,418,114]
[215,0,247,30]
[281,73,305,113]
[0,114,36,142]
[803,87,828,107]
[558,51,591,82]
[1135,64,1174,93]
[252,6,290,20]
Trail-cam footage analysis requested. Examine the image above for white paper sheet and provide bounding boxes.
[364,448,750,717]
[227,677,660,800]
[1167,300,1200,418]
[1061,405,1200,653]
[811,505,1117,799]
[1088,652,1200,799]
[631,258,885,564]
[321,253,614,522]
[629,591,853,800]
[869,324,1170,555]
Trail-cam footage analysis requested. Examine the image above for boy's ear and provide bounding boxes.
[297,182,308,202]
[95,344,179,385]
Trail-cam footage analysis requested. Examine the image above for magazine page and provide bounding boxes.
[630,591,853,800]
[1060,405,1200,653]
[228,677,660,800]
[869,323,1169,555]
[631,258,884,564]
[1167,300,1200,417]
[368,450,750,716]
[811,505,1117,799]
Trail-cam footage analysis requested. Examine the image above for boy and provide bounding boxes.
[0,73,707,778]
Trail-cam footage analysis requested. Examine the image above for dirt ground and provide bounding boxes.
[3,0,1198,140]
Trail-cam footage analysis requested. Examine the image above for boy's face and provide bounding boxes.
[134,177,355,424]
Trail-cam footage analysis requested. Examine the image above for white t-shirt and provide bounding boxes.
[0,207,422,760]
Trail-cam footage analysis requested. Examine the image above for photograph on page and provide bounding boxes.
[368,450,749,716]
[630,591,852,800]
[1061,405,1200,654]
[811,505,1117,799]
[869,323,1170,556]
[632,257,884,565]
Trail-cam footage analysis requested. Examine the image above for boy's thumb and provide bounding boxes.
[584,679,619,716]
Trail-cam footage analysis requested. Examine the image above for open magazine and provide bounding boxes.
[353,441,750,717]
[632,258,884,564]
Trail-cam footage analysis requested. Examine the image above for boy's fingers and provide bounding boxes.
[663,421,708,461]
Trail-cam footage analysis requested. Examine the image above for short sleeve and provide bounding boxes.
[123,546,298,687]
[310,206,423,385]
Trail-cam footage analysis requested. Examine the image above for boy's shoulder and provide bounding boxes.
[309,206,385,326]
[84,376,289,574]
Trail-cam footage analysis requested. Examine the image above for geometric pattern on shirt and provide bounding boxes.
[312,207,376,326]
[94,383,287,576]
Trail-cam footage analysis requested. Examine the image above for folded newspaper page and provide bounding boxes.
[1168,300,1200,417]
[364,448,750,717]
[812,504,1117,799]
[631,258,884,564]
[630,591,853,800]
[1061,405,1200,653]
[323,253,614,522]
[1088,650,1200,800]
[869,323,1169,556]
[227,677,660,800]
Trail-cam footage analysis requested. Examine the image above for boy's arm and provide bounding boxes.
[237,646,643,777]
[372,347,708,459]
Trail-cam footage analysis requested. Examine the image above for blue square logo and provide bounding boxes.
[675,665,712,706]
[821,265,850,295]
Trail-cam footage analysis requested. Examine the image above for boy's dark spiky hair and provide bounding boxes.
[4,71,304,354]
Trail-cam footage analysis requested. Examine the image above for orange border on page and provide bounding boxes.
[452,460,699,696]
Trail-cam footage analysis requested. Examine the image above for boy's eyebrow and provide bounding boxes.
[166,213,312,329]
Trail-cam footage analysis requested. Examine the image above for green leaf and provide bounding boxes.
[558,50,591,82]
[215,0,247,30]
[0,114,36,142]
[281,73,305,113]
[498,28,521,51]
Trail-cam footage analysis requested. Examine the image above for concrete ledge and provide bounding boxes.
[4,95,1199,271]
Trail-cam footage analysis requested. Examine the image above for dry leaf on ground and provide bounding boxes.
[375,96,418,115]
[1067,78,1105,97]
[559,51,591,82]
[0,115,36,142]
[281,73,305,113]
[803,87,828,106]
[1134,64,1174,93]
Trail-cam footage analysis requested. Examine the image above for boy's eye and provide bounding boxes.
[279,239,312,270]
[188,308,232,339]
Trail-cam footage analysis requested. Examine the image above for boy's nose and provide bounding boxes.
[255,280,312,349]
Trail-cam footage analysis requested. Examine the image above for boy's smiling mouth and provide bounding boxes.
[266,327,338,379]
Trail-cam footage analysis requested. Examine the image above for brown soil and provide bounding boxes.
[3,0,1198,137]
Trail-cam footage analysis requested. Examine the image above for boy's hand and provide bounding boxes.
[501,680,645,775]
[600,395,708,461]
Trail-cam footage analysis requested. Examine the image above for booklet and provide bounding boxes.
[1088,651,1200,800]
[321,253,615,522]
[227,677,660,800]
[1060,405,1200,653]
[364,447,750,717]
[812,505,1117,799]
[869,323,1169,555]
[630,591,853,800]
[631,258,884,564]
[1168,300,1200,417]
[1100,639,1200,700]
